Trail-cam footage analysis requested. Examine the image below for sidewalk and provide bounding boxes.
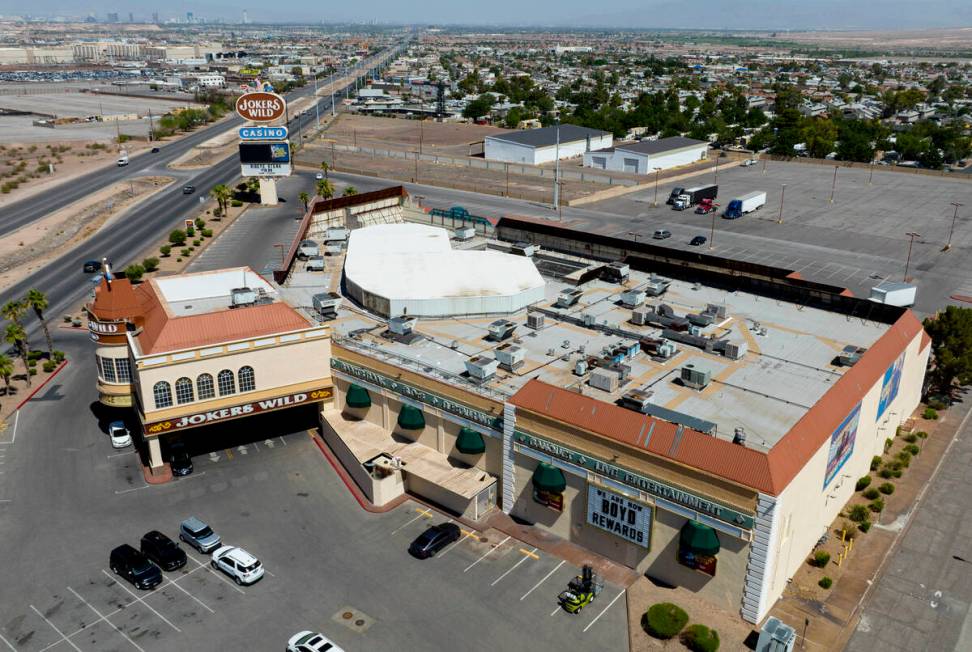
[766,397,971,651]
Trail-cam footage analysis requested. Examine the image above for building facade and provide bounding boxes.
[584,136,708,174]
[484,125,613,165]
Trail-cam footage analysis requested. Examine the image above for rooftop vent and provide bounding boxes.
[556,288,583,308]
[465,356,498,381]
[389,315,417,336]
[487,319,516,341]
[733,427,746,445]
[526,313,545,330]
[230,287,257,308]
[838,345,867,367]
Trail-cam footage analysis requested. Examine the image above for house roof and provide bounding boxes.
[89,277,145,322]
[614,136,708,156]
[486,124,610,148]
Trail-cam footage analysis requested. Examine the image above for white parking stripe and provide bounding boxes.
[491,547,537,586]
[391,509,431,534]
[550,605,561,616]
[521,559,566,601]
[29,604,83,652]
[438,530,475,558]
[0,632,16,651]
[100,570,182,632]
[67,587,145,652]
[163,577,215,614]
[464,535,510,573]
[184,551,245,595]
[582,590,625,633]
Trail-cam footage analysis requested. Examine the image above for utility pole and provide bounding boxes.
[714,157,719,184]
[653,168,660,207]
[868,160,874,185]
[419,121,424,155]
[148,108,154,141]
[331,91,335,117]
[829,165,839,203]
[552,121,561,209]
[946,202,963,251]
[314,73,320,128]
[505,163,510,196]
[777,184,786,224]
[904,231,921,282]
[709,210,716,250]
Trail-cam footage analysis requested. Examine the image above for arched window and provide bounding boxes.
[197,373,215,400]
[175,377,194,405]
[238,366,255,392]
[217,369,236,396]
[153,381,172,409]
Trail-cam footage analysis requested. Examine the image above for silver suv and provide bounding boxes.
[179,517,221,553]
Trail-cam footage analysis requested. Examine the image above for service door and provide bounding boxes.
[623,158,639,173]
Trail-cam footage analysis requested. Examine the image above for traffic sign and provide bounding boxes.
[239,126,288,141]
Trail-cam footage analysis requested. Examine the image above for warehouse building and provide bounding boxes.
[583,136,708,174]
[484,125,613,165]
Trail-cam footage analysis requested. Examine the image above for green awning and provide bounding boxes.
[680,521,721,556]
[345,383,372,408]
[398,404,425,430]
[456,427,486,455]
[531,462,566,493]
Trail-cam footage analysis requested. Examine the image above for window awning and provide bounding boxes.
[679,521,721,556]
[345,383,372,409]
[531,462,566,493]
[398,404,425,430]
[456,427,486,455]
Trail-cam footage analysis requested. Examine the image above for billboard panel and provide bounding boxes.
[586,485,651,548]
[876,353,905,421]
[239,142,290,164]
[824,403,861,488]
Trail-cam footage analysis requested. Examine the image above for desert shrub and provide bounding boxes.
[871,456,882,471]
[185,226,195,237]
[201,228,213,237]
[142,257,159,272]
[904,444,920,456]
[644,603,688,640]
[849,505,870,522]
[856,476,872,491]
[812,551,831,567]
[869,498,884,513]
[916,431,928,439]
[903,433,918,443]
[195,217,206,228]
[819,577,833,589]
[42,360,56,372]
[879,482,895,495]
[897,451,911,467]
[192,239,201,247]
[231,199,243,207]
[180,248,191,257]
[159,245,171,257]
[681,624,720,652]
[122,264,144,283]
[927,397,947,411]
[884,438,893,451]
[838,521,857,540]
[27,350,44,362]
[923,408,939,420]
[169,229,187,245]
[858,521,872,533]
[52,350,65,363]
[863,488,880,500]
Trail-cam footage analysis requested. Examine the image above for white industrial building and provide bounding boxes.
[484,125,612,165]
[583,136,708,174]
[343,223,545,318]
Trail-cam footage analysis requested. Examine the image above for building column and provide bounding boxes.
[501,402,516,514]
[380,393,390,430]
[148,437,164,472]
[436,414,445,454]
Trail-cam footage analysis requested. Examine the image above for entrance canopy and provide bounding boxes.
[680,521,721,556]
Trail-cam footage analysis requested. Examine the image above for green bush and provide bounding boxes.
[201,228,213,237]
[839,521,857,540]
[195,217,206,229]
[870,456,882,471]
[869,498,884,513]
[897,451,911,467]
[878,467,893,479]
[52,350,65,363]
[884,437,893,451]
[818,577,833,590]
[858,521,872,533]
[892,468,902,478]
[142,257,159,272]
[42,360,56,372]
[644,603,689,640]
[181,248,191,257]
[904,444,920,456]
[916,431,928,439]
[855,476,872,491]
[159,244,171,257]
[122,264,144,283]
[27,350,44,362]
[186,226,195,237]
[923,407,939,420]
[176,257,182,262]
[863,488,880,500]
[169,229,187,245]
[231,199,243,207]
[681,624,720,652]
[879,482,895,495]
[812,551,831,567]
[903,433,918,443]
[28,367,37,376]
[192,239,201,247]
[849,504,870,522]
[213,207,223,218]
[927,397,947,411]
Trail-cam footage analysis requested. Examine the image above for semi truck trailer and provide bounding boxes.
[672,184,718,210]
[723,191,766,219]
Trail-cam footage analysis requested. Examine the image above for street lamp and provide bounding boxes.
[829,165,839,204]
[652,167,661,207]
[946,202,963,251]
[904,231,921,282]
[552,120,561,209]
[627,231,641,243]
[777,184,786,224]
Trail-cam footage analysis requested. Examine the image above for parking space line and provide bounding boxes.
[391,508,432,534]
[184,551,246,595]
[491,547,537,586]
[163,577,215,614]
[521,559,566,601]
[0,631,15,651]
[114,484,150,495]
[550,605,561,616]
[100,570,182,632]
[67,586,145,652]
[582,590,625,632]
[438,529,476,558]
[464,535,510,573]
[519,548,540,560]
[29,604,83,652]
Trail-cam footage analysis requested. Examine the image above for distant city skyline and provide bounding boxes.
[5,0,972,30]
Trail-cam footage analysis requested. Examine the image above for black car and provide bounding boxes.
[182,185,195,195]
[140,530,187,571]
[169,442,193,476]
[409,523,461,559]
[82,260,102,273]
[110,544,163,590]
[690,235,708,246]
[151,147,160,153]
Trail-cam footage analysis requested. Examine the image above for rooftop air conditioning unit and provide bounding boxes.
[680,364,711,390]
[389,315,417,336]
[620,288,646,308]
[527,313,545,330]
[230,287,257,307]
[324,227,349,242]
[511,241,536,257]
[495,343,525,371]
[556,288,583,308]
[487,319,516,341]
[465,356,498,381]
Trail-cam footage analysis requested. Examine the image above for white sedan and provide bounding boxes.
[108,421,132,448]
[315,172,324,180]
[287,631,344,652]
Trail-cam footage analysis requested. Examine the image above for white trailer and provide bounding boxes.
[869,282,916,307]
[724,191,766,218]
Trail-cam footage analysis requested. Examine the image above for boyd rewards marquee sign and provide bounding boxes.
[588,486,651,548]
[144,388,332,434]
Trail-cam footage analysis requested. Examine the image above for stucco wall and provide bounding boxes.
[583,145,707,174]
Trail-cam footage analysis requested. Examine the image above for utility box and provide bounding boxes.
[389,315,417,336]
[620,288,646,308]
[487,319,516,341]
[756,617,796,652]
[588,368,620,392]
[556,288,583,308]
[454,226,475,241]
[527,313,545,330]
[630,308,650,326]
[465,356,498,381]
[680,364,711,390]
[495,343,525,371]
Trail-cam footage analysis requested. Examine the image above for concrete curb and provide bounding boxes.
[13,359,68,413]
[142,462,173,485]
[310,431,407,514]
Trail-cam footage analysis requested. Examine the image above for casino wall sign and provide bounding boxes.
[235,92,287,122]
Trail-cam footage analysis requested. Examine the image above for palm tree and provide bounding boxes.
[320,161,329,179]
[342,186,358,197]
[1,299,28,353]
[298,191,310,212]
[0,353,12,395]
[4,323,29,388]
[25,289,52,357]
[316,178,335,200]
[210,183,232,214]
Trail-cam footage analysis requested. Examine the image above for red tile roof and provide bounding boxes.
[89,278,145,321]
[511,310,926,496]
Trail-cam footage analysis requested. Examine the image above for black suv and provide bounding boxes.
[169,442,193,476]
[409,523,461,559]
[110,544,163,590]
[140,530,187,571]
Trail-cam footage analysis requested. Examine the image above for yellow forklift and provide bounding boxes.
[558,565,603,614]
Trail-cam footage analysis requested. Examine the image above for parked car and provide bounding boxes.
[297,240,319,259]
[169,442,192,476]
[408,523,461,559]
[315,172,324,180]
[211,546,265,585]
[287,631,345,652]
[741,158,757,167]
[652,229,672,240]
[151,147,160,153]
[109,544,163,590]
[83,259,102,274]
[179,516,221,553]
[182,185,195,195]
[690,235,708,246]
[306,256,325,272]
[140,530,187,571]
[108,421,132,448]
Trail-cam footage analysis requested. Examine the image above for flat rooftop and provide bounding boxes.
[311,244,890,454]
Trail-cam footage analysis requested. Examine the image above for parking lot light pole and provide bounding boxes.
[904,231,921,282]
[709,211,716,250]
[868,160,874,185]
[777,184,786,224]
[946,202,963,251]
[829,165,839,203]
[652,168,660,207]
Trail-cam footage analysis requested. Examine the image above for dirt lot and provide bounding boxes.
[784,27,972,52]
[325,114,511,157]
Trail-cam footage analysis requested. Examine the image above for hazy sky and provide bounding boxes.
[13,1,972,30]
